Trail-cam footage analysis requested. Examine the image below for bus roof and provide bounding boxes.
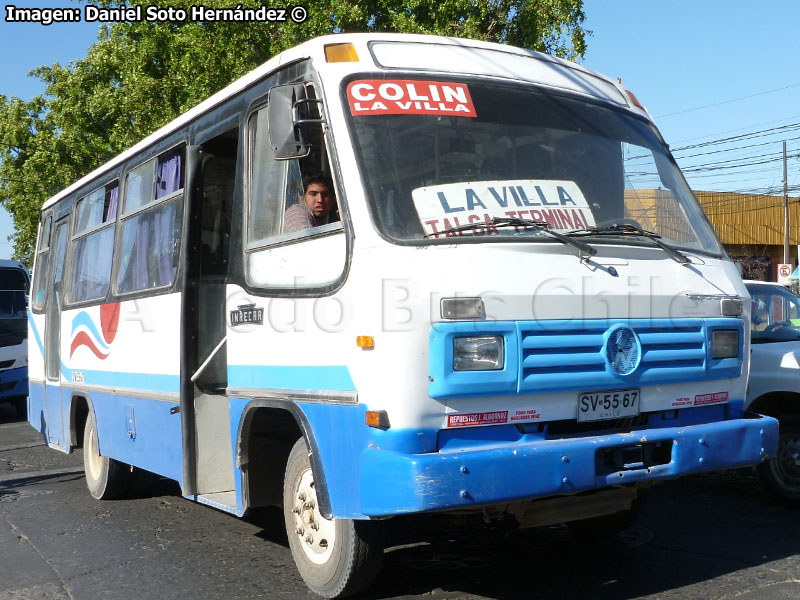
[41,33,639,212]
[0,259,27,273]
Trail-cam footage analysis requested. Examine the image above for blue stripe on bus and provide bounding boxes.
[227,364,356,391]
[61,367,180,394]
[28,311,45,358]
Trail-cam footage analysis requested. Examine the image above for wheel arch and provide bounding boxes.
[748,391,800,422]
[68,391,93,451]
[236,398,333,518]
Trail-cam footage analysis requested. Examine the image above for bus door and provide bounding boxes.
[183,132,237,502]
[44,218,69,446]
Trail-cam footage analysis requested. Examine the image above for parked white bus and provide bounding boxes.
[0,259,29,417]
[28,33,778,598]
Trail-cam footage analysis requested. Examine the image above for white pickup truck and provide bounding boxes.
[745,280,800,505]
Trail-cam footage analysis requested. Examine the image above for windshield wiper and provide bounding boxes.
[567,223,691,265]
[425,216,597,258]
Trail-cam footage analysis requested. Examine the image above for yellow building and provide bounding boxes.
[624,189,796,280]
[695,191,799,257]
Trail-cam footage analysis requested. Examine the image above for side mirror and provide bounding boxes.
[268,84,324,160]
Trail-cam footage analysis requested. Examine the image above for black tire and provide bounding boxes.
[283,438,384,598]
[568,490,645,539]
[82,409,133,500]
[759,422,800,507]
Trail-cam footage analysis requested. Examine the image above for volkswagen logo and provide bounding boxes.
[605,325,641,376]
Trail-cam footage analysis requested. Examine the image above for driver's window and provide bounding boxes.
[247,106,340,247]
[245,94,346,290]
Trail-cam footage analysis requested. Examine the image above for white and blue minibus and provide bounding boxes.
[28,33,778,598]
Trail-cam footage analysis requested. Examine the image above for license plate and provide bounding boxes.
[577,388,640,422]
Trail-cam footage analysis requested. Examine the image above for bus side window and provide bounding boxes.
[31,214,53,311]
[246,101,346,289]
[69,182,118,303]
[116,147,184,294]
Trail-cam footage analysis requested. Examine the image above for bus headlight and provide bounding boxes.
[711,329,739,359]
[453,335,504,371]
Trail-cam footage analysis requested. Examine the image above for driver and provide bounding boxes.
[284,172,337,233]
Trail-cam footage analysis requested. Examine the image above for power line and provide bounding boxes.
[671,134,800,161]
[668,114,800,146]
[655,83,800,119]
[672,123,800,152]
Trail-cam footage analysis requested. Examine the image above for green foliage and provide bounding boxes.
[0,0,586,264]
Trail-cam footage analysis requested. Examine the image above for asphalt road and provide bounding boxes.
[2,404,800,600]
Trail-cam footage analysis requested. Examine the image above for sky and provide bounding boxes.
[1,0,800,259]
[0,0,100,260]
[581,0,800,196]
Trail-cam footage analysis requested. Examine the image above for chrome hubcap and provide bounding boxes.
[291,467,335,564]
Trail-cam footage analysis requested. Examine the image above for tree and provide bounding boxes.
[0,0,587,264]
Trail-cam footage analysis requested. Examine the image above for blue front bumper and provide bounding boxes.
[359,412,778,516]
[0,366,27,400]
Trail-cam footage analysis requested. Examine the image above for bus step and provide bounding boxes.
[195,491,239,515]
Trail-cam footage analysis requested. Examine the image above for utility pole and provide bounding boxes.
[784,140,790,265]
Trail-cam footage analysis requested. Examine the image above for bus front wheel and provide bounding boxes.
[82,409,132,500]
[283,438,384,598]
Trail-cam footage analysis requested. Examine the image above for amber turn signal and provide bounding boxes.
[356,335,374,349]
[365,410,390,429]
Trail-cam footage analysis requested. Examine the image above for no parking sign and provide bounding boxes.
[778,263,793,285]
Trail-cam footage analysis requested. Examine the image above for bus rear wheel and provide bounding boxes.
[82,409,133,500]
[283,438,384,598]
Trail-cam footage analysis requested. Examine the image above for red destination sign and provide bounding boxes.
[347,79,477,117]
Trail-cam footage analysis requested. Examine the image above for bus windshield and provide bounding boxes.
[346,77,721,254]
[0,267,27,319]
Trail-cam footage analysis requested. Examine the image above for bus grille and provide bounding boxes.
[518,319,720,393]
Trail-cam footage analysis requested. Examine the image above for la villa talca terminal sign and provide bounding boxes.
[412,179,597,238]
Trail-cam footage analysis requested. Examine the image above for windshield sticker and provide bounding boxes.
[412,179,596,238]
[347,80,477,117]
